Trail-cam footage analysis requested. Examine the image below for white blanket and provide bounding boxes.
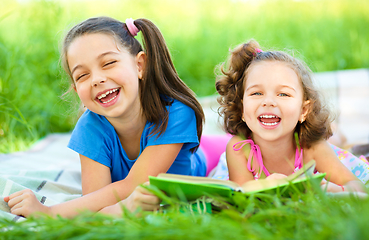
[0,133,81,221]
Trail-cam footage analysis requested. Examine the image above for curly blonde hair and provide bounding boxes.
[215,40,332,149]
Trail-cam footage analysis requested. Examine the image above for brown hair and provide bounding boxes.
[215,40,332,149]
[61,17,204,151]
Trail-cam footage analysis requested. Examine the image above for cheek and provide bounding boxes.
[75,84,91,101]
[242,103,254,122]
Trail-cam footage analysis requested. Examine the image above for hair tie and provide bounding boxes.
[125,18,140,37]
[253,48,263,57]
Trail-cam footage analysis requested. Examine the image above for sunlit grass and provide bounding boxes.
[1,183,369,239]
[0,0,368,152]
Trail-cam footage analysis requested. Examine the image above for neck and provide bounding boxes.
[252,134,296,164]
[107,110,147,142]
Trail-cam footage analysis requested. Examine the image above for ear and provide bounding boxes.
[299,100,311,123]
[136,51,146,80]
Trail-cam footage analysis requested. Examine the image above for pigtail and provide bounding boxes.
[216,40,260,137]
[134,19,204,151]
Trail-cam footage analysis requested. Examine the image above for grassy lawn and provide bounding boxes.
[0,0,368,153]
[1,184,369,239]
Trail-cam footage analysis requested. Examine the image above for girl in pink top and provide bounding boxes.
[215,40,365,193]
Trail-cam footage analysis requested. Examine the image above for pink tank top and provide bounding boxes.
[233,139,303,180]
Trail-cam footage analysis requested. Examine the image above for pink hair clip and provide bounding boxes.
[255,48,263,53]
[125,18,140,37]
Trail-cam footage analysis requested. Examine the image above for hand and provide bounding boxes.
[266,173,287,180]
[4,189,50,217]
[99,182,161,216]
[320,179,344,192]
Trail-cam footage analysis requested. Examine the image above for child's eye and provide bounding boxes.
[278,93,289,97]
[103,61,117,67]
[251,92,262,96]
[76,73,88,81]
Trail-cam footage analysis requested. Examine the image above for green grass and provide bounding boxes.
[0,0,368,151]
[1,184,369,239]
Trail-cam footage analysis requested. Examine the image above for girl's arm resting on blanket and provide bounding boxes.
[321,179,366,193]
[4,143,182,218]
[80,154,112,195]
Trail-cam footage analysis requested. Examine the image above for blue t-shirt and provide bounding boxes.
[67,98,206,182]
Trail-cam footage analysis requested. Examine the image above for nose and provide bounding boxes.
[91,74,106,87]
[262,96,277,107]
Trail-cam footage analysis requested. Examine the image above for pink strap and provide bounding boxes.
[294,147,303,172]
[233,139,304,179]
[125,18,140,37]
[233,140,268,179]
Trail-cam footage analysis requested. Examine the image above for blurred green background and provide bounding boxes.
[0,0,368,153]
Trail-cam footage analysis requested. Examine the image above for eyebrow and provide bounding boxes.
[279,85,297,92]
[70,51,120,75]
[245,84,259,91]
[245,84,297,92]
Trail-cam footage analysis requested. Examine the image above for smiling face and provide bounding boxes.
[67,33,145,122]
[242,61,310,144]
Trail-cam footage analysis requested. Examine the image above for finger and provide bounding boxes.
[137,184,160,197]
[139,202,160,211]
[7,195,26,208]
[9,201,24,213]
[3,196,9,202]
[7,189,34,201]
[10,207,26,217]
[140,193,161,205]
[7,190,37,208]
[142,181,150,186]
[6,190,26,202]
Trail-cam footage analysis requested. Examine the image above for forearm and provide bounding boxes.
[49,179,134,218]
[344,180,366,193]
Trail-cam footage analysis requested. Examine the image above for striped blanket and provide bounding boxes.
[0,133,81,221]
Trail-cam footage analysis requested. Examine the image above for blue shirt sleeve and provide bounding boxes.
[146,99,199,150]
[67,110,116,168]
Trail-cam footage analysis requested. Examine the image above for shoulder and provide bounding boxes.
[226,135,244,151]
[166,98,196,125]
[226,136,248,160]
[168,98,194,115]
[146,98,198,146]
[303,140,337,163]
[71,110,115,141]
[305,140,332,153]
[75,110,107,128]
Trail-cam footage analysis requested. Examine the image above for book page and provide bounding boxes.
[156,173,241,189]
[240,160,317,193]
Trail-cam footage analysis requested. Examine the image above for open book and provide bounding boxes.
[149,160,326,201]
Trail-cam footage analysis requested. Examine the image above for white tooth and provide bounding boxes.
[260,115,277,119]
[102,95,117,104]
[261,122,278,126]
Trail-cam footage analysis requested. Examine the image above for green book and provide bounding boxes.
[149,160,325,202]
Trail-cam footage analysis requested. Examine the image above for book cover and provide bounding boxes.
[149,160,326,201]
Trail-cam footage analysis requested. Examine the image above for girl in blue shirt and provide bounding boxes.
[5,17,206,217]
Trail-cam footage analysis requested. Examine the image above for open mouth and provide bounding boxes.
[258,114,281,126]
[97,88,120,104]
